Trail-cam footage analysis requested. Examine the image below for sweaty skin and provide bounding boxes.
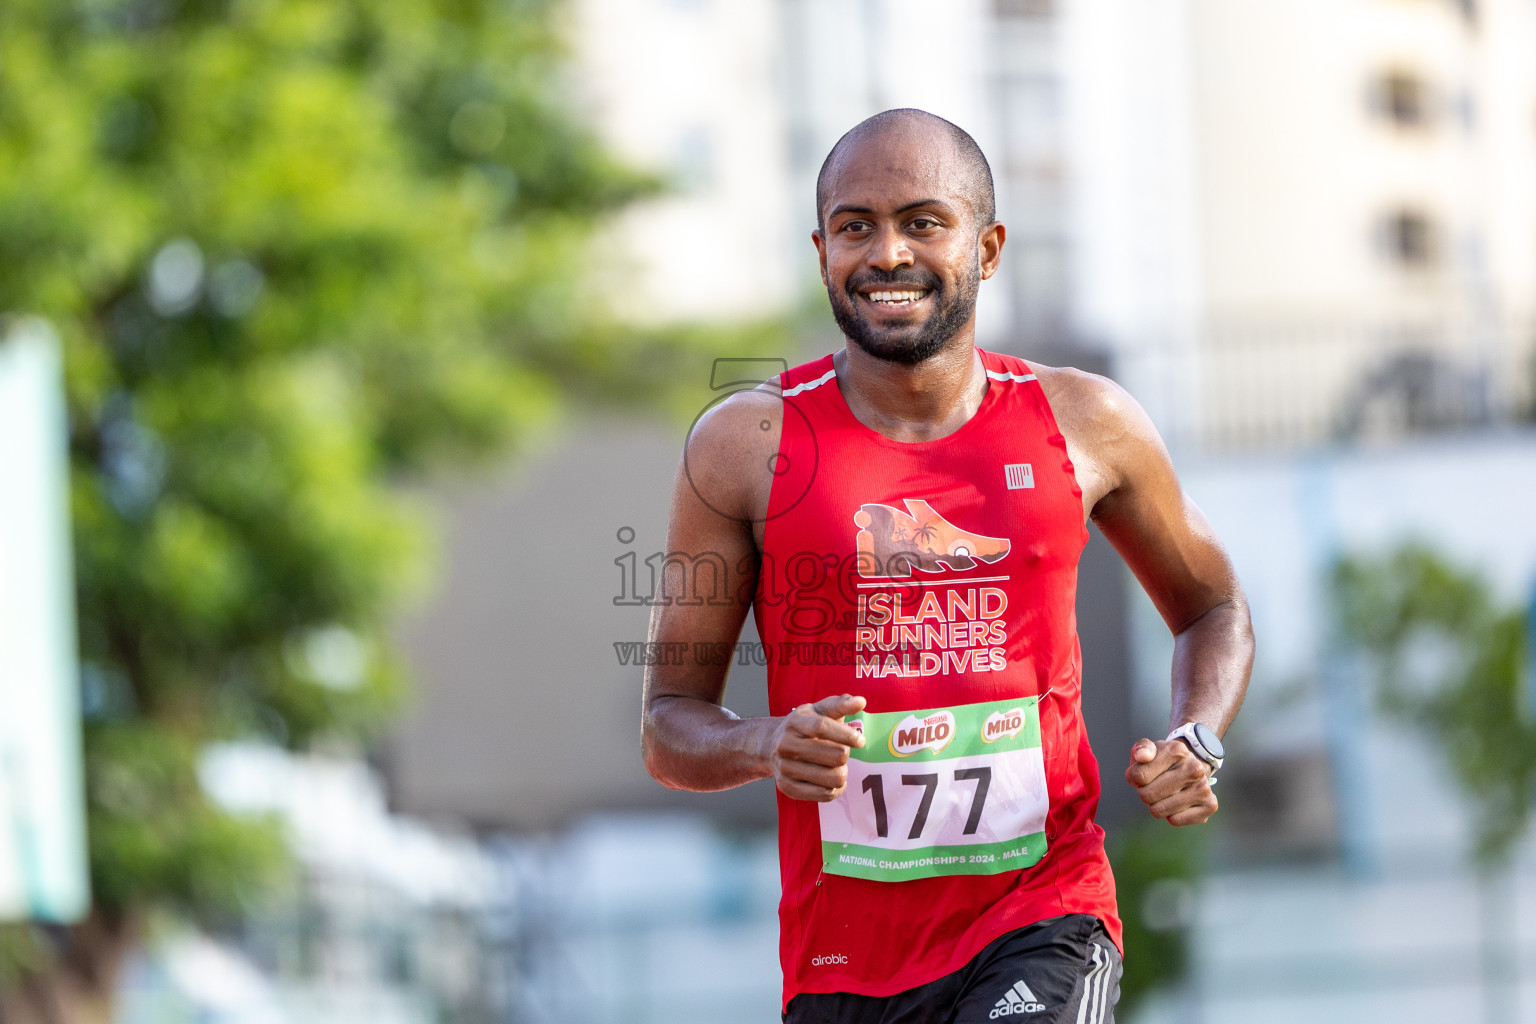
[641,114,1253,827]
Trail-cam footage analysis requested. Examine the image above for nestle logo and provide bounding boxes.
[1004,464,1034,490]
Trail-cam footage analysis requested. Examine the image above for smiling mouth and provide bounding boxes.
[860,289,931,308]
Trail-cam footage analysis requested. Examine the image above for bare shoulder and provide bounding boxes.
[1030,363,1151,440]
[679,378,785,524]
[1028,362,1171,512]
[688,378,784,452]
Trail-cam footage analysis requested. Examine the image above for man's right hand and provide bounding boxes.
[765,694,867,801]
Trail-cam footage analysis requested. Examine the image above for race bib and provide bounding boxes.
[818,696,1049,882]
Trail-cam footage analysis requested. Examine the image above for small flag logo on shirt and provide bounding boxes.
[1004,464,1034,490]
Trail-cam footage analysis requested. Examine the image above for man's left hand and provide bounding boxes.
[1125,738,1218,826]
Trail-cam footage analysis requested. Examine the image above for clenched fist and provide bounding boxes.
[766,694,867,801]
[1125,737,1218,826]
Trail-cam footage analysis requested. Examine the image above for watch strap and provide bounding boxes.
[1166,722,1224,773]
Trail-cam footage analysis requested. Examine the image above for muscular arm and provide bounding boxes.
[1086,403,1251,739]
[640,387,865,799]
[639,469,772,791]
[1041,367,1255,824]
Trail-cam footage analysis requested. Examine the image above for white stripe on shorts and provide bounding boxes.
[1074,943,1111,1024]
[1092,944,1114,1024]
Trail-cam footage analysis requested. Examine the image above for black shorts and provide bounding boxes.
[784,914,1121,1024]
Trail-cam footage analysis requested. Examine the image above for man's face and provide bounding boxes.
[813,132,1001,366]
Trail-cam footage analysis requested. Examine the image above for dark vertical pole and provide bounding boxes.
[1041,347,1140,827]
[1077,520,1139,828]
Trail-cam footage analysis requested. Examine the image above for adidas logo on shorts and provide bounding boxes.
[989,979,1045,1017]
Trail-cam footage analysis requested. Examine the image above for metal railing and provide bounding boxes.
[1113,315,1536,454]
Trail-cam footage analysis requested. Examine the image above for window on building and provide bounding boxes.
[994,0,1055,17]
[1378,209,1436,267]
[1454,91,1476,132]
[1370,71,1432,129]
[672,126,713,192]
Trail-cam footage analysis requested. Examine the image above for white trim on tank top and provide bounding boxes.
[781,368,837,397]
[784,367,1031,397]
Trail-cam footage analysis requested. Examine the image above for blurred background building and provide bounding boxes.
[4,0,1535,1022]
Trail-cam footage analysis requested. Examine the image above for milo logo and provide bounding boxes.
[889,710,956,757]
[981,708,1025,743]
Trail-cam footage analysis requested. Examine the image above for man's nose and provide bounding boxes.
[866,224,914,272]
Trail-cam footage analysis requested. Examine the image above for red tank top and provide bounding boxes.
[757,349,1121,1010]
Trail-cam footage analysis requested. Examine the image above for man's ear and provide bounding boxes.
[978,221,1006,280]
[812,229,829,286]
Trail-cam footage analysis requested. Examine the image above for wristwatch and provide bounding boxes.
[1166,722,1224,776]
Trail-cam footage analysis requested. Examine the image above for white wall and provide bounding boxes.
[570,0,798,323]
[1060,0,1203,351]
[1180,0,1536,320]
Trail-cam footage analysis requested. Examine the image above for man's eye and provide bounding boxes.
[909,217,938,230]
[843,220,871,233]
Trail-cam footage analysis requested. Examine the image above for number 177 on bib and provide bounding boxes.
[817,697,1050,883]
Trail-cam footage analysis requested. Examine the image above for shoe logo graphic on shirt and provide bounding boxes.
[853,499,1010,578]
[989,979,1046,1017]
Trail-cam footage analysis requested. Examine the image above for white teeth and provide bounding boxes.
[867,290,927,303]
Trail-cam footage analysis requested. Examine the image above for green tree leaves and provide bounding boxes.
[1332,544,1536,866]
[0,0,652,932]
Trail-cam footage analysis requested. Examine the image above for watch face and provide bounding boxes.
[1193,722,1224,760]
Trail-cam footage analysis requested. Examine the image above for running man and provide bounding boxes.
[641,109,1253,1023]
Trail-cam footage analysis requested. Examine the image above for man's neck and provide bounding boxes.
[833,332,988,443]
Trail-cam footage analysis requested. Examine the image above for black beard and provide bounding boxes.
[828,261,980,366]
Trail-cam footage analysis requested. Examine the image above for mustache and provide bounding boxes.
[844,268,942,295]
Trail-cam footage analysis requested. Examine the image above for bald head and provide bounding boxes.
[815,109,995,232]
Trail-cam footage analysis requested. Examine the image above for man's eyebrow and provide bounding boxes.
[895,198,953,215]
[827,198,956,220]
[827,203,875,220]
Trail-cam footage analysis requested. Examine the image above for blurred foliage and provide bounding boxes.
[0,925,51,997]
[1107,820,1204,1016]
[0,0,773,986]
[541,308,833,425]
[1332,543,1536,866]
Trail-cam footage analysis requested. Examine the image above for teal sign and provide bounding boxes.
[0,319,90,922]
